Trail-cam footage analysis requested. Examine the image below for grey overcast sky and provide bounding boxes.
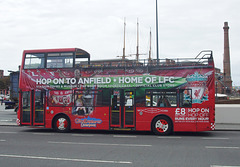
[1,0,240,85]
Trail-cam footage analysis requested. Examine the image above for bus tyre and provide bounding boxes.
[53,115,70,133]
[152,116,172,135]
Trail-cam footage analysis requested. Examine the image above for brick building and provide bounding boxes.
[215,22,233,95]
[223,22,232,94]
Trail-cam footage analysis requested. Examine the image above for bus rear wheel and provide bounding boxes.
[53,115,70,133]
[152,116,172,135]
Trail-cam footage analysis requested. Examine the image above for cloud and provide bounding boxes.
[0,0,240,85]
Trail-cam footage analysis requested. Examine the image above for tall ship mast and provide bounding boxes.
[149,28,152,62]
[122,18,126,60]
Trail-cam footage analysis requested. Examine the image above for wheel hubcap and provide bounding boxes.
[57,118,67,130]
[155,119,168,133]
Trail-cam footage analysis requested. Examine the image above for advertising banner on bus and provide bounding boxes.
[48,90,73,107]
[20,68,214,104]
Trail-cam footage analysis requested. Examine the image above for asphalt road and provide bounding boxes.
[1,104,240,128]
[0,126,240,167]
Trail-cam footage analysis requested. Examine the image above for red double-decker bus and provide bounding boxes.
[17,48,215,135]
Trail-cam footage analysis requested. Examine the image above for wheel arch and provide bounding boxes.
[52,113,71,130]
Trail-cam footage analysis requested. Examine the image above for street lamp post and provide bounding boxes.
[156,0,159,65]
[215,81,218,101]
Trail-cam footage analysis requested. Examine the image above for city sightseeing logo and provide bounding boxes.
[75,117,102,128]
[186,72,208,82]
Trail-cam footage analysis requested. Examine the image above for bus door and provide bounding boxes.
[110,89,135,128]
[20,91,45,126]
[21,91,31,125]
[34,91,45,125]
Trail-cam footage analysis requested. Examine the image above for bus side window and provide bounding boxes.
[145,90,177,107]
[180,89,192,107]
[156,96,171,107]
[156,96,163,107]
[145,95,151,106]
[145,91,152,107]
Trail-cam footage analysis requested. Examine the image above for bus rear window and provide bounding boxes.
[24,53,45,69]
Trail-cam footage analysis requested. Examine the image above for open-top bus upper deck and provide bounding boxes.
[22,48,213,69]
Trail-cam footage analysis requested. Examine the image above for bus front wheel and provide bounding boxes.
[53,115,70,133]
[152,116,172,135]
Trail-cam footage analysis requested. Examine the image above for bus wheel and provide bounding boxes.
[152,116,172,135]
[53,115,70,133]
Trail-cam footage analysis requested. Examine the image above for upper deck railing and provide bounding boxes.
[23,49,213,70]
[85,50,213,69]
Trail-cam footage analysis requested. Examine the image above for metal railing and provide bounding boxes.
[78,50,213,68]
